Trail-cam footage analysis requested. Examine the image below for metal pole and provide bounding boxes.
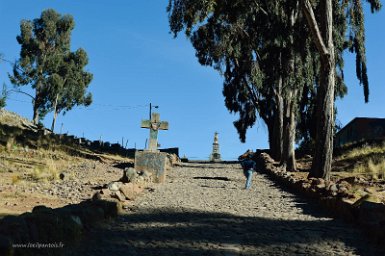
[149,103,152,120]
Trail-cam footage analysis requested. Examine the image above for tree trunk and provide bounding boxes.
[51,94,59,132]
[288,98,297,171]
[32,91,40,125]
[268,123,276,156]
[272,74,284,161]
[307,0,335,180]
[280,8,297,172]
[281,94,297,172]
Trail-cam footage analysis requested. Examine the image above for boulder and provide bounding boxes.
[119,183,144,200]
[91,199,122,218]
[23,210,83,243]
[120,167,137,183]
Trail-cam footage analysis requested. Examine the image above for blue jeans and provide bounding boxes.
[243,169,254,189]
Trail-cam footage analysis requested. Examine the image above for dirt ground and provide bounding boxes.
[64,162,384,256]
[0,146,131,217]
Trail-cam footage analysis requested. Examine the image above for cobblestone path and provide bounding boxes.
[70,162,384,255]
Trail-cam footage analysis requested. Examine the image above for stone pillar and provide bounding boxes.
[209,132,222,162]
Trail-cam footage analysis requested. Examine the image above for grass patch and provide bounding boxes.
[11,174,21,184]
[28,157,59,182]
[334,143,385,177]
[338,143,385,162]
[352,157,385,180]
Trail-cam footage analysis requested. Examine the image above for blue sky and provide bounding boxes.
[0,1,384,160]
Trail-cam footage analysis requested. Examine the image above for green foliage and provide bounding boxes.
[46,48,93,114]
[0,83,7,109]
[168,1,327,144]
[9,9,92,125]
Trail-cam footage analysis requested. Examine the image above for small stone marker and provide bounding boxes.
[210,132,222,162]
[135,151,168,183]
[141,113,169,152]
[136,112,170,183]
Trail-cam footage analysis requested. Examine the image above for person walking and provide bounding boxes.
[239,150,256,190]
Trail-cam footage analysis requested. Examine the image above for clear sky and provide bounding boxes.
[0,1,384,160]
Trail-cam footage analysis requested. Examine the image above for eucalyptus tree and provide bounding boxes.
[9,9,75,124]
[301,0,381,179]
[167,0,316,171]
[46,48,93,131]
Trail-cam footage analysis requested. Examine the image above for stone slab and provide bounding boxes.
[135,151,168,183]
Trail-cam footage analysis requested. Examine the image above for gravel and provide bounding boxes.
[67,162,384,255]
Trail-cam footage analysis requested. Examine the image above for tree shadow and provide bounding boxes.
[69,207,384,256]
[113,162,134,169]
[193,176,231,181]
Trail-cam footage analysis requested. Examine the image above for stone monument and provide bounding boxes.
[140,113,169,152]
[135,113,169,183]
[209,132,222,162]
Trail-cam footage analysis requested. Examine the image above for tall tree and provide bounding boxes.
[9,9,75,124]
[302,0,381,179]
[167,0,316,171]
[46,48,93,131]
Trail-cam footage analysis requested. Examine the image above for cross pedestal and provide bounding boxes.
[141,113,168,152]
[136,112,170,183]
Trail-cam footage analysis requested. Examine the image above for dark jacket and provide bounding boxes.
[240,159,256,171]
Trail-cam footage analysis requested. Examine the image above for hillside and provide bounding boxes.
[0,109,134,216]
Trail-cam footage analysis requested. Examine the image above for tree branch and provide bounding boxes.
[8,89,35,100]
[301,0,329,56]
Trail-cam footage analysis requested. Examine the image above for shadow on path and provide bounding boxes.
[70,207,382,256]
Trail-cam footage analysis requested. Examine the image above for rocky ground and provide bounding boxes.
[66,162,384,256]
[0,149,129,215]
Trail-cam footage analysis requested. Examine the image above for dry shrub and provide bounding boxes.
[11,174,21,184]
[353,157,385,180]
[29,157,59,182]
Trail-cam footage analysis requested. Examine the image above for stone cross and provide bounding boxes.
[141,113,169,151]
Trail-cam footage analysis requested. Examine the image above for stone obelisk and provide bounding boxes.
[209,132,221,162]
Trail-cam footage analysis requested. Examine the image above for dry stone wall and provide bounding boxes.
[254,152,385,247]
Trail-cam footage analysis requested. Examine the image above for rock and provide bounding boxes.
[92,199,122,218]
[92,192,102,201]
[339,176,357,184]
[364,187,375,194]
[142,170,152,179]
[338,181,352,191]
[120,167,137,183]
[112,191,126,202]
[32,205,53,213]
[337,186,350,198]
[328,184,338,196]
[100,188,110,196]
[353,194,382,207]
[107,182,123,192]
[34,210,82,242]
[119,183,144,200]
[316,183,326,190]
[70,215,83,228]
[313,178,325,186]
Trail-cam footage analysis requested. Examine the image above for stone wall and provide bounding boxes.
[254,152,385,247]
[0,200,121,256]
[0,123,179,159]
